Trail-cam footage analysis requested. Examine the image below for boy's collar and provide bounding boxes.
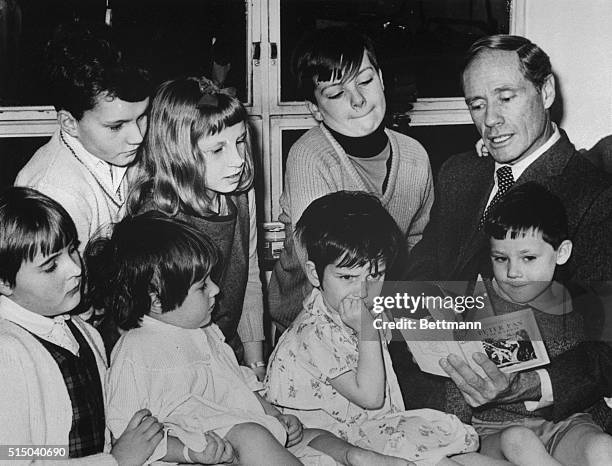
[60,130,128,194]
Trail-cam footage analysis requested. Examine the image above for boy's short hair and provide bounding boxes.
[292,27,380,103]
[0,187,78,287]
[484,182,568,249]
[296,191,403,280]
[85,211,218,331]
[46,22,151,120]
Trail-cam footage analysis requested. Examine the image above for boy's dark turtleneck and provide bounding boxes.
[324,122,388,158]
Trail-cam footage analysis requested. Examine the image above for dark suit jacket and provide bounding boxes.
[391,130,612,426]
[585,135,612,174]
[404,130,612,283]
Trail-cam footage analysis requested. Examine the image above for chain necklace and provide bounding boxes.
[59,131,124,208]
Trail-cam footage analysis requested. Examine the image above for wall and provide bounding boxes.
[516,0,612,150]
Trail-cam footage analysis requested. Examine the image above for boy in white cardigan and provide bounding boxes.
[0,187,163,465]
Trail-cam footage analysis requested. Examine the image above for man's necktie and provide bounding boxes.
[479,165,515,229]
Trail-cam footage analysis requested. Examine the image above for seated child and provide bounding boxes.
[265,191,481,466]
[0,187,162,465]
[94,211,413,465]
[477,182,612,466]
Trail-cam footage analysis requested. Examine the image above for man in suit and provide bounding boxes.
[391,34,612,432]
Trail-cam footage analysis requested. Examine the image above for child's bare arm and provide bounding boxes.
[329,297,386,409]
[255,392,303,447]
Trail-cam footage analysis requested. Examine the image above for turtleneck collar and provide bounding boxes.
[323,122,388,158]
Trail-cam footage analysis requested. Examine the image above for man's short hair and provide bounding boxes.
[0,187,78,287]
[484,182,568,249]
[295,191,403,280]
[463,34,552,91]
[46,22,151,120]
[292,27,380,103]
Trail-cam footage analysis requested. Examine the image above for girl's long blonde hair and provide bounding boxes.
[127,77,254,217]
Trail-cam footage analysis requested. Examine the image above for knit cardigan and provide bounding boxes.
[0,317,116,465]
[268,124,434,327]
[15,130,126,254]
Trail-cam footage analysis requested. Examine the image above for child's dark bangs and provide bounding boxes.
[21,212,77,262]
[169,229,218,290]
[313,47,363,85]
[334,243,384,271]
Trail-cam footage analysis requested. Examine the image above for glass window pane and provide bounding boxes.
[403,124,481,176]
[279,0,511,106]
[0,0,249,106]
[0,136,49,190]
[113,0,249,102]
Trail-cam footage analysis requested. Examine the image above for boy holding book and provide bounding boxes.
[0,187,162,465]
[474,182,612,465]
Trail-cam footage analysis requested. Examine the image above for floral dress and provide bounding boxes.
[265,288,479,465]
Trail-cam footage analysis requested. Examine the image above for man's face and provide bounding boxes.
[6,245,82,316]
[309,52,386,137]
[463,49,555,165]
[74,93,149,167]
[490,229,569,304]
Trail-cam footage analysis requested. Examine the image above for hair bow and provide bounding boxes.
[196,77,235,109]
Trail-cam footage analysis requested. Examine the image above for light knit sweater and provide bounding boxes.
[268,124,434,327]
[15,130,127,252]
[0,316,116,465]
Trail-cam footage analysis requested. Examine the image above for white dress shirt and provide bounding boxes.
[484,123,561,209]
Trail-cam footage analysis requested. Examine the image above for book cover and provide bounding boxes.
[396,308,549,378]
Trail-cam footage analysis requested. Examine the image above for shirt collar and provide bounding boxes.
[494,123,560,180]
[61,130,128,194]
[139,314,203,334]
[0,295,80,355]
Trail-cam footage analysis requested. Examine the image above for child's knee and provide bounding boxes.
[228,422,273,441]
[500,426,539,451]
[583,432,612,465]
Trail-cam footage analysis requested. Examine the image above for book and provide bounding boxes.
[395,307,550,378]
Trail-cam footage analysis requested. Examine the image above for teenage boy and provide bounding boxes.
[474,182,612,465]
[0,187,162,465]
[15,24,151,252]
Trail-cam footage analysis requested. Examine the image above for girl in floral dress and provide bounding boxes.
[265,192,497,466]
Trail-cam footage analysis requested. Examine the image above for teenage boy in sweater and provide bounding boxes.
[15,23,150,253]
[0,187,162,465]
